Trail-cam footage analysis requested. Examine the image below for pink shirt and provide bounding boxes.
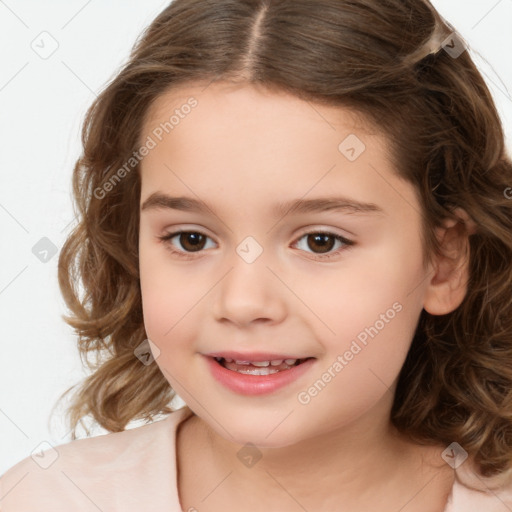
[2,406,512,511]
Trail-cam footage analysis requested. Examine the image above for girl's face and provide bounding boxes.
[138,81,434,447]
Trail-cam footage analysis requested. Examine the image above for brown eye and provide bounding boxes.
[306,233,336,254]
[159,230,215,255]
[177,232,207,252]
[294,231,354,259]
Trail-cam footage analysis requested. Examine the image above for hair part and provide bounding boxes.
[56,0,512,479]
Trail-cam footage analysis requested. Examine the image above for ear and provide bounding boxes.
[423,208,477,315]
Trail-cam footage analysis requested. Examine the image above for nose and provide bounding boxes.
[212,250,287,328]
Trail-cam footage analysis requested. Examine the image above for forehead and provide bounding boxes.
[137,81,419,222]
[141,80,376,139]
[139,80,386,174]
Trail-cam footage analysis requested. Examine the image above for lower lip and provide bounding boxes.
[204,356,316,396]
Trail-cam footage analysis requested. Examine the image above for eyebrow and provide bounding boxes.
[140,192,384,217]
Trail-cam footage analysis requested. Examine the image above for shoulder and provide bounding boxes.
[445,459,512,512]
[0,406,193,512]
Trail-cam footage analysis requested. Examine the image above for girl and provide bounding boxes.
[2,0,512,510]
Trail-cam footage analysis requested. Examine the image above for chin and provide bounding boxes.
[212,413,307,449]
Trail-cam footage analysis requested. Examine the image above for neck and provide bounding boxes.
[178,392,454,511]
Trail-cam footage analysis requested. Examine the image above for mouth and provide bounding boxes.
[212,356,314,375]
[205,353,317,395]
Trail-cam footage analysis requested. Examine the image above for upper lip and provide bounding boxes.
[204,351,313,362]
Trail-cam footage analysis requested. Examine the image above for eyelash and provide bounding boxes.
[157,229,355,261]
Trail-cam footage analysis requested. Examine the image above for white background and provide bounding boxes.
[1,0,511,475]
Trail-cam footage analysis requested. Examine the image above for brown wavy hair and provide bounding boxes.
[56,0,512,479]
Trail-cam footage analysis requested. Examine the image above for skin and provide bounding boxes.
[138,81,474,511]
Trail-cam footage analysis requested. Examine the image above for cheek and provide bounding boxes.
[306,235,425,394]
[139,241,209,361]
[297,299,419,437]
[139,241,184,341]
[314,235,425,341]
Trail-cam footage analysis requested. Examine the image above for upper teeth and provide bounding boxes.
[215,357,298,366]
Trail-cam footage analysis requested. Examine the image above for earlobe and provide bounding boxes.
[423,208,475,316]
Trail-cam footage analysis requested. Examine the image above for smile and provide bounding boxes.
[205,355,315,395]
[214,357,310,375]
